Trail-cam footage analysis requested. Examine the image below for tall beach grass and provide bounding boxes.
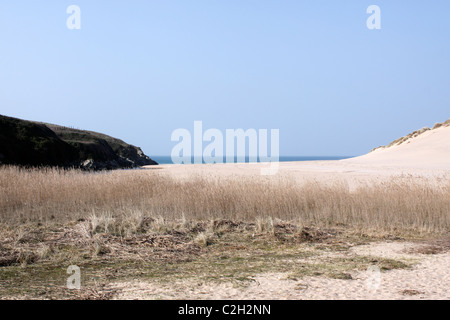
[0,166,449,233]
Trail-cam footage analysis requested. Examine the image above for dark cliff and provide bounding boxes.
[0,114,157,169]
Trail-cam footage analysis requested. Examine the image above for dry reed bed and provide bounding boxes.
[0,166,449,233]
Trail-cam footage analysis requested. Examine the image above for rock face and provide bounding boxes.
[0,114,158,169]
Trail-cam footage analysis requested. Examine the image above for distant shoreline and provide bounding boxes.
[150,155,356,165]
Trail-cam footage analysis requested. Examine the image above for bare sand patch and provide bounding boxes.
[108,241,449,300]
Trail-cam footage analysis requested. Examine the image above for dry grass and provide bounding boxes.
[0,216,414,299]
[0,165,449,233]
[1,165,448,299]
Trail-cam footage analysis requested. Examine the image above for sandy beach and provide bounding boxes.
[145,123,450,189]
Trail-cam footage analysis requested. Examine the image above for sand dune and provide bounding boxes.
[343,120,450,170]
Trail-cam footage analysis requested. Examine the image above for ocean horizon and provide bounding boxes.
[150,155,355,165]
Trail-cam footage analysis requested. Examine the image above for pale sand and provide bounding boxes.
[109,242,449,300]
[345,124,450,170]
[144,124,450,189]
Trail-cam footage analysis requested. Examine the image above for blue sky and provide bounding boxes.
[1,1,449,157]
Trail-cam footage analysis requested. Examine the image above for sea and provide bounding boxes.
[150,156,354,165]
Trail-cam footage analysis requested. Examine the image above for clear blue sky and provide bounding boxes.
[1,1,449,157]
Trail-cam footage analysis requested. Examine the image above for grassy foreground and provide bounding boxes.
[0,166,449,299]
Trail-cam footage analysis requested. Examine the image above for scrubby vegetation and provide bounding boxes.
[0,166,448,299]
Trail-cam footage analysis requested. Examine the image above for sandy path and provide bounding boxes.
[109,242,449,300]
